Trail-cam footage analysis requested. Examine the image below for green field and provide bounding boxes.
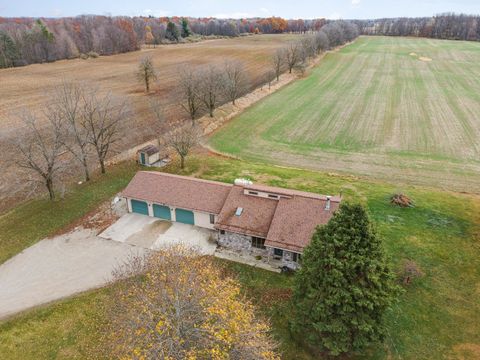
[1,155,480,359]
[210,36,480,192]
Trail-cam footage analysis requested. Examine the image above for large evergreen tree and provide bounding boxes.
[181,18,191,37]
[291,203,398,357]
[0,31,18,68]
[165,21,180,42]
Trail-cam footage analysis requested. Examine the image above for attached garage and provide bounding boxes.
[175,208,194,225]
[153,204,171,220]
[131,199,148,215]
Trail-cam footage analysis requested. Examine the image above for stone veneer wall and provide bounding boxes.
[217,231,302,269]
[218,231,269,257]
[266,247,302,270]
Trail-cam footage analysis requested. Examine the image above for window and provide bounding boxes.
[248,191,258,195]
[220,230,225,235]
[292,253,301,262]
[209,214,215,224]
[268,194,279,199]
[251,236,266,249]
[274,248,283,257]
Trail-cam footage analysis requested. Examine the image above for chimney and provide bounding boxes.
[325,196,331,211]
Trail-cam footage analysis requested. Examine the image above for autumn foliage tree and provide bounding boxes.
[291,203,398,357]
[95,247,279,359]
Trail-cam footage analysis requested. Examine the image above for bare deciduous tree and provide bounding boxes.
[93,247,279,360]
[271,49,284,81]
[198,65,224,117]
[300,36,316,60]
[136,56,157,93]
[149,98,166,145]
[315,31,330,53]
[294,62,307,77]
[55,81,91,181]
[167,125,199,169]
[264,69,276,90]
[14,109,65,200]
[285,42,301,73]
[82,91,130,174]
[222,60,248,105]
[179,67,202,125]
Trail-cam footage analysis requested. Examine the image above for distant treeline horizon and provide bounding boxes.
[1,13,479,68]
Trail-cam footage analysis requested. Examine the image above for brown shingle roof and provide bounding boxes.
[265,196,340,253]
[215,186,278,238]
[122,171,341,252]
[122,171,232,214]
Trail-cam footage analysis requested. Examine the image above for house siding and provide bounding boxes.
[193,211,216,230]
[126,197,215,230]
[138,152,160,166]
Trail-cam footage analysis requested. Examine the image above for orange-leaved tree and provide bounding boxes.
[94,246,279,359]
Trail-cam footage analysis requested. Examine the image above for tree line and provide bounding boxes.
[0,16,352,68]
[355,13,480,41]
[2,13,480,68]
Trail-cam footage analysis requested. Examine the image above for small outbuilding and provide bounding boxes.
[137,145,160,167]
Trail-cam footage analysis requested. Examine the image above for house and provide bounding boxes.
[122,171,341,268]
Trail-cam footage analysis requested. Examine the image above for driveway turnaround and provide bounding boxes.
[100,213,217,255]
[0,228,146,319]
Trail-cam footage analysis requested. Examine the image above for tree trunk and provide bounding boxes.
[100,158,106,174]
[83,158,90,181]
[46,178,55,200]
[146,76,150,92]
[180,155,185,169]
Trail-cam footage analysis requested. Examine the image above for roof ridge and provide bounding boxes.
[139,171,233,187]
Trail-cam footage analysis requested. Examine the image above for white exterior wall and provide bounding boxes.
[193,211,216,229]
[148,153,160,165]
[147,202,154,217]
[138,152,160,166]
[126,197,215,230]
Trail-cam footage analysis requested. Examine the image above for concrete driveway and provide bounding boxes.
[0,214,216,319]
[0,228,147,319]
[100,213,217,255]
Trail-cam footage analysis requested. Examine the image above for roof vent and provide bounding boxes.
[325,196,331,211]
[235,207,243,216]
[234,178,253,186]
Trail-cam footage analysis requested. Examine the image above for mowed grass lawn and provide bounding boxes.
[1,155,480,359]
[209,36,480,192]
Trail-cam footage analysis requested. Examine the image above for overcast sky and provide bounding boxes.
[1,0,480,20]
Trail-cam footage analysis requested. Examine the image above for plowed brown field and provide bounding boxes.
[0,34,297,209]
